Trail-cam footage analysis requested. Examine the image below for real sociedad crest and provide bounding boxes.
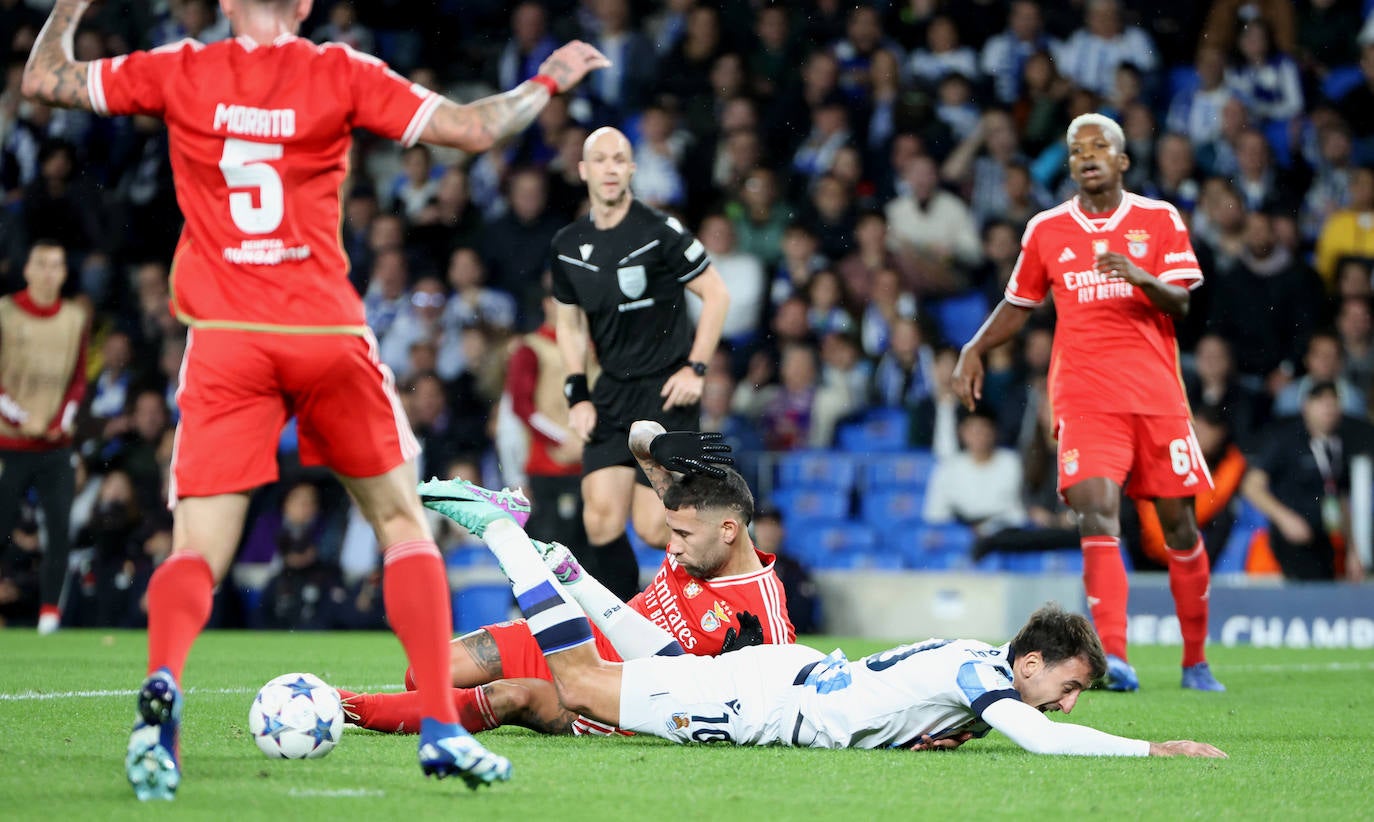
[617,265,647,299]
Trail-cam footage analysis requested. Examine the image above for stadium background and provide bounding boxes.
[1,0,1371,638]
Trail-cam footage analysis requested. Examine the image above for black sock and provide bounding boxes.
[591,532,640,602]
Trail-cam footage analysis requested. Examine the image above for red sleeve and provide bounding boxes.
[1005,219,1049,307]
[329,44,442,147]
[89,40,203,117]
[505,345,539,425]
[1153,204,1204,290]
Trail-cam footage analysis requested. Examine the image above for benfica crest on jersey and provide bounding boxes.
[1125,230,1150,259]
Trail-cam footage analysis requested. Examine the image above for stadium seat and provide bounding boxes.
[1215,500,1266,574]
[787,520,876,566]
[771,487,851,523]
[446,546,498,568]
[862,450,935,490]
[453,584,513,633]
[860,488,926,526]
[814,551,903,570]
[911,523,977,558]
[931,291,989,348]
[836,407,910,453]
[776,450,858,491]
[1262,119,1292,168]
[1167,66,1200,102]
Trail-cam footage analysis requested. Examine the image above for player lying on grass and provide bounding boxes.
[431,476,1228,757]
[339,421,794,736]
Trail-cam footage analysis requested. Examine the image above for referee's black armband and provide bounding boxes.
[564,374,591,407]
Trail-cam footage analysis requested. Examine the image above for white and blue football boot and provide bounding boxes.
[126,667,182,801]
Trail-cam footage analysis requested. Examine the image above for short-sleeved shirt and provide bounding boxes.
[88,35,440,331]
[550,200,710,380]
[1005,193,1202,417]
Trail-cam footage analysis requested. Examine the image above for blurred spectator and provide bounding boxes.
[700,369,763,489]
[150,0,229,47]
[97,388,171,511]
[1226,19,1304,127]
[1273,330,1367,418]
[362,248,409,342]
[941,109,1039,227]
[770,50,841,158]
[865,49,902,166]
[388,144,441,222]
[884,154,982,295]
[771,223,828,307]
[1201,0,1297,58]
[1336,43,1374,141]
[1297,0,1362,78]
[630,103,686,210]
[1191,178,1248,269]
[871,315,935,409]
[261,483,349,631]
[1142,133,1202,217]
[582,0,656,123]
[837,210,914,304]
[644,0,694,58]
[1231,128,1297,215]
[743,342,846,451]
[690,214,765,351]
[803,270,856,337]
[655,4,717,109]
[1301,120,1356,247]
[380,276,454,380]
[481,167,561,322]
[934,72,981,142]
[906,15,978,89]
[83,330,136,436]
[750,506,819,634]
[1335,296,1374,397]
[1053,0,1157,98]
[440,248,516,366]
[1206,210,1321,384]
[493,1,556,90]
[1186,333,1269,450]
[747,5,796,101]
[971,219,1021,306]
[792,99,852,188]
[859,267,919,357]
[910,345,961,458]
[1242,381,1368,581]
[831,5,899,103]
[726,168,792,271]
[923,408,1027,537]
[21,140,106,259]
[800,173,858,261]
[410,165,485,263]
[1013,50,1072,157]
[982,1,1059,105]
[1314,167,1374,291]
[310,0,375,53]
[1167,46,1236,152]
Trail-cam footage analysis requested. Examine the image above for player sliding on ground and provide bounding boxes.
[340,421,793,736]
[423,483,1227,757]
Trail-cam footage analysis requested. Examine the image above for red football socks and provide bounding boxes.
[146,551,215,680]
[1167,538,1211,667]
[1081,536,1129,660]
[339,687,498,734]
[382,540,458,724]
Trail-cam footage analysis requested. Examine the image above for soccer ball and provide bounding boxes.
[249,672,344,759]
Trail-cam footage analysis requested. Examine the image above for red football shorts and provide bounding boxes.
[170,328,419,502]
[1056,412,1214,501]
[484,618,623,681]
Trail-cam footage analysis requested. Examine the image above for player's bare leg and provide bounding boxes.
[339,463,510,787]
[1153,497,1224,692]
[629,483,670,547]
[1065,478,1137,691]
[128,493,249,800]
[581,465,641,599]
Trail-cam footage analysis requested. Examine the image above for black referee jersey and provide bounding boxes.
[550,200,711,381]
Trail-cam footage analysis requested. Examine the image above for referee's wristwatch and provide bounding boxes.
[686,360,708,377]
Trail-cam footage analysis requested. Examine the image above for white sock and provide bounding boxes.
[485,520,593,654]
[549,546,682,659]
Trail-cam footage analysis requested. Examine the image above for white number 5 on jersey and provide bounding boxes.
[219,138,284,234]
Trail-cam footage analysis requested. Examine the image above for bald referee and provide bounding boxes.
[551,127,729,600]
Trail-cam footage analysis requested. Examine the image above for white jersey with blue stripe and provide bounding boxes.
[790,639,1018,749]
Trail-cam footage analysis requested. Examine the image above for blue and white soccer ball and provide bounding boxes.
[249,672,344,759]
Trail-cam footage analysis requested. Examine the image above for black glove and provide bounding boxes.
[719,611,764,653]
[649,430,734,478]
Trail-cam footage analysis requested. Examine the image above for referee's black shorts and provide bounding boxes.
[583,371,699,486]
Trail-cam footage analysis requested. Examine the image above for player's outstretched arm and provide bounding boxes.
[21,0,94,110]
[953,300,1032,411]
[629,420,676,500]
[981,699,1226,757]
[420,40,609,153]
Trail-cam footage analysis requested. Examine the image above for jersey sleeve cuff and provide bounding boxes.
[970,688,1021,718]
[400,92,442,148]
[1159,268,1203,290]
[87,58,110,116]
[1004,291,1043,308]
[677,256,710,284]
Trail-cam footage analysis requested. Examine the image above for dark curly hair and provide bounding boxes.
[661,467,754,526]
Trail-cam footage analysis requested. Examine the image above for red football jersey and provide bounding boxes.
[1005,193,1203,417]
[88,36,441,330]
[626,548,795,654]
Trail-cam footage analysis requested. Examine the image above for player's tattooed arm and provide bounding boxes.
[457,630,505,681]
[629,420,678,502]
[21,0,94,110]
[421,40,609,152]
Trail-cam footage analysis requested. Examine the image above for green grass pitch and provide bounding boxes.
[1,630,1370,820]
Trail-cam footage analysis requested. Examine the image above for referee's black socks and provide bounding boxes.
[592,532,641,602]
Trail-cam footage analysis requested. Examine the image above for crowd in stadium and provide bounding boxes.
[2,0,1372,630]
